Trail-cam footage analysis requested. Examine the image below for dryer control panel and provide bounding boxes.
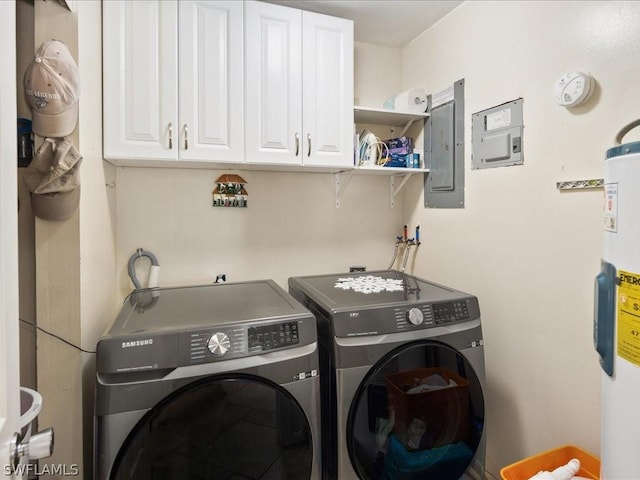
[433,300,470,324]
[180,320,306,365]
[248,321,299,351]
[332,297,480,337]
[392,301,470,331]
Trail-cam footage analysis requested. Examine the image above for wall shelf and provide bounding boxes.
[345,106,429,208]
[351,166,429,175]
[354,106,429,136]
[334,167,428,208]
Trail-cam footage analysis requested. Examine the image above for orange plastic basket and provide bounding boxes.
[500,445,600,480]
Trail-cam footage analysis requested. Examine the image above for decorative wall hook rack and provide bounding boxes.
[556,179,604,191]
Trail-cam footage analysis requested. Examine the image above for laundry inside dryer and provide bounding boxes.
[348,342,483,479]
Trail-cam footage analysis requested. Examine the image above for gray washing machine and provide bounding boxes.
[95,280,321,480]
[289,270,486,480]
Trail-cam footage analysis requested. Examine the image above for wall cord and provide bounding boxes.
[19,318,96,354]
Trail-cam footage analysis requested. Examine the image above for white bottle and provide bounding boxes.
[528,458,580,480]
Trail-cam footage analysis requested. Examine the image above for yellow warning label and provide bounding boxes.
[617,270,640,366]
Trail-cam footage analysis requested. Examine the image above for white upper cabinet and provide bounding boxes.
[103,1,177,161]
[179,1,244,163]
[302,11,354,168]
[103,1,244,164]
[244,1,301,166]
[244,1,354,168]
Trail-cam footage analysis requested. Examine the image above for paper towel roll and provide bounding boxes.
[383,88,428,113]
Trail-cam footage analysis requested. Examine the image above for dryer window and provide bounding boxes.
[110,374,313,480]
[347,341,484,480]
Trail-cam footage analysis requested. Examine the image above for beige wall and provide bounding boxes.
[32,0,83,474]
[77,1,118,474]
[400,1,640,476]
[114,167,405,296]
[29,1,116,476]
[354,41,401,107]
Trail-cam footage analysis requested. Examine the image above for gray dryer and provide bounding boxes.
[289,270,486,480]
[95,280,321,480]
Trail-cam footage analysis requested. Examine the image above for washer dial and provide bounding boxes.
[407,307,424,326]
[207,332,231,357]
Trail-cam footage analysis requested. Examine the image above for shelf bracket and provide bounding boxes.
[398,119,415,137]
[334,170,354,208]
[390,174,412,208]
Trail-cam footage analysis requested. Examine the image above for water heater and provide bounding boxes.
[595,119,640,479]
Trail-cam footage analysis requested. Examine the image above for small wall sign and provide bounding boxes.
[212,174,248,208]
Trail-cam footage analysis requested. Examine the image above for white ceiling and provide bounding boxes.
[263,1,464,48]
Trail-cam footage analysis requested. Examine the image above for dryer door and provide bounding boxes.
[347,340,484,480]
[109,373,313,479]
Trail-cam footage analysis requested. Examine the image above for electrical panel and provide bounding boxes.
[424,79,465,209]
[471,98,523,169]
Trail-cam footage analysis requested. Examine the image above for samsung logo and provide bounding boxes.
[122,339,154,349]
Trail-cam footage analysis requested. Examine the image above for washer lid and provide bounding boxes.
[107,280,313,336]
[289,270,469,312]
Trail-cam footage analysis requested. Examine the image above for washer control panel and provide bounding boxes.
[383,300,475,335]
[248,321,299,352]
[187,327,245,364]
[181,320,302,365]
[433,301,470,324]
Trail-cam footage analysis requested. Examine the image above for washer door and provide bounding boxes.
[110,374,313,479]
[347,340,484,480]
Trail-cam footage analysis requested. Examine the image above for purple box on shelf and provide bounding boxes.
[385,136,413,156]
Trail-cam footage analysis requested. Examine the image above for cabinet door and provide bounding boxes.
[103,0,178,161]
[302,12,354,168]
[244,1,303,165]
[179,1,244,163]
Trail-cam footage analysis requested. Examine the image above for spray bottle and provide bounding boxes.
[527,458,580,480]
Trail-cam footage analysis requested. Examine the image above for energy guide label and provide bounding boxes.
[617,270,640,367]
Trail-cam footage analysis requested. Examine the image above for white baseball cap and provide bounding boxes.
[23,39,80,138]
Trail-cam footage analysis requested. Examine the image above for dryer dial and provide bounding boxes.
[207,332,231,357]
[407,308,424,326]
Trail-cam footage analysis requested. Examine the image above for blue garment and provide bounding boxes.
[382,435,474,480]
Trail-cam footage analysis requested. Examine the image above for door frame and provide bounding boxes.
[0,0,21,476]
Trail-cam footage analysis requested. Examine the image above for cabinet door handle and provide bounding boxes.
[168,123,173,149]
[307,133,311,157]
[184,124,188,150]
[295,133,300,156]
